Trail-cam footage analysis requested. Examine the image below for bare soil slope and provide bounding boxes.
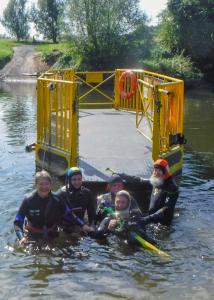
[0,45,49,80]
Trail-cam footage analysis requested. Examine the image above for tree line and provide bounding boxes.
[1,0,214,82]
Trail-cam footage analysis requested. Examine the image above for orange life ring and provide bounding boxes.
[119,71,137,99]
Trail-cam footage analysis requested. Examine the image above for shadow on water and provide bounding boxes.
[0,82,213,299]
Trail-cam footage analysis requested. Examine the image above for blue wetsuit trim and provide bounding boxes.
[15,213,24,224]
[64,206,85,227]
[75,216,85,226]
[16,230,24,240]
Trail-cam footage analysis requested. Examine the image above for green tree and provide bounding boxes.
[31,0,65,43]
[158,0,214,74]
[1,0,29,41]
[66,0,150,69]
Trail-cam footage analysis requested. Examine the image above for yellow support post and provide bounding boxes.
[152,86,161,161]
[70,83,78,167]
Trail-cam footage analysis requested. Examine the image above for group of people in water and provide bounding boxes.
[14,158,179,248]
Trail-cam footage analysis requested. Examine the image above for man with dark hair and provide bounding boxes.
[119,159,179,226]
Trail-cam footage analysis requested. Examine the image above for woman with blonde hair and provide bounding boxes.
[14,170,63,247]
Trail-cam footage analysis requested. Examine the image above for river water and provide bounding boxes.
[0,81,213,300]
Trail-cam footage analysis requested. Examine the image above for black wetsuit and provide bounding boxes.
[14,190,63,240]
[56,185,96,232]
[94,208,155,245]
[119,174,179,226]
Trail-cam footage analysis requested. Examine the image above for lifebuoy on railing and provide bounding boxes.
[119,70,137,99]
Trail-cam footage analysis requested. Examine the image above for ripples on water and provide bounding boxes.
[0,82,213,299]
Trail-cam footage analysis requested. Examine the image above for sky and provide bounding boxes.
[0,0,167,36]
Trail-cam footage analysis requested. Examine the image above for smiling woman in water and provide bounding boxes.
[14,170,63,247]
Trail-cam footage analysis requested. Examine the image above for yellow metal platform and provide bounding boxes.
[35,69,185,180]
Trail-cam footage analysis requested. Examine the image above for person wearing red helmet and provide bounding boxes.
[119,159,179,226]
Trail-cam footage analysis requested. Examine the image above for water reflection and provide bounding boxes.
[185,89,214,167]
[0,80,37,98]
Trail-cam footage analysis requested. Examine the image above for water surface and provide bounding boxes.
[0,81,213,299]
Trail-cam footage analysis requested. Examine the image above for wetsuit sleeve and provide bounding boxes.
[146,184,179,225]
[86,191,96,226]
[63,205,85,227]
[130,196,143,215]
[96,196,107,223]
[118,173,148,184]
[97,217,111,233]
[96,196,102,215]
[14,198,28,240]
[55,187,67,204]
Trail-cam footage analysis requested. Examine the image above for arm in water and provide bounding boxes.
[86,189,96,227]
[14,198,28,246]
[140,182,179,226]
[93,207,116,238]
[63,205,94,234]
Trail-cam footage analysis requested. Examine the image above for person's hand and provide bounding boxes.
[130,214,139,222]
[82,224,94,234]
[108,219,117,231]
[139,216,150,226]
[19,237,28,247]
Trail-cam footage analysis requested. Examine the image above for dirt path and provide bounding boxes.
[0,45,49,80]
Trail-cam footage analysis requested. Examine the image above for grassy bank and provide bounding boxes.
[0,39,19,69]
[35,42,77,68]
[143,53,203,87]
[35,42,203,84]
[0,39,208,86]
[0,39,77,71]
[36,42,70,56]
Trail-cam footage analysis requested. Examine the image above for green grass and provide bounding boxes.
[0,39,74,70]
[35,41,81,69]
[36,42,70,56]
[0,39,19,67]
[143,53,203,81]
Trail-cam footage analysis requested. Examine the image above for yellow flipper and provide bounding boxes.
[134,233,171,257]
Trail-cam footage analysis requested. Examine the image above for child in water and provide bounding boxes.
[95,190,149,244]
[96,175,141,223]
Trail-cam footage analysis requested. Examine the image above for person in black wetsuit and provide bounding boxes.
[56,167,96,235]
[119,159,179,226]
[96,174,141,223]
[14,170,63,247]
[95,190,153,244]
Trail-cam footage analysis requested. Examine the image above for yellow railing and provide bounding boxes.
[41,69,75,81]
[74,71,115,107]
[36,76,78,173]
[41,69,115,107]
[114,69,184,161]
[37,68,184,175]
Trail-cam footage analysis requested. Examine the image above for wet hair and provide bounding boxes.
[35,170,52,185]
[108,174,123,184]
[115,190,131,204]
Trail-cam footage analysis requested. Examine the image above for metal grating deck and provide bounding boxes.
[79,109,153,181]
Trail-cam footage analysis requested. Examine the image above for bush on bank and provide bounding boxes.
[143,52,203,83]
